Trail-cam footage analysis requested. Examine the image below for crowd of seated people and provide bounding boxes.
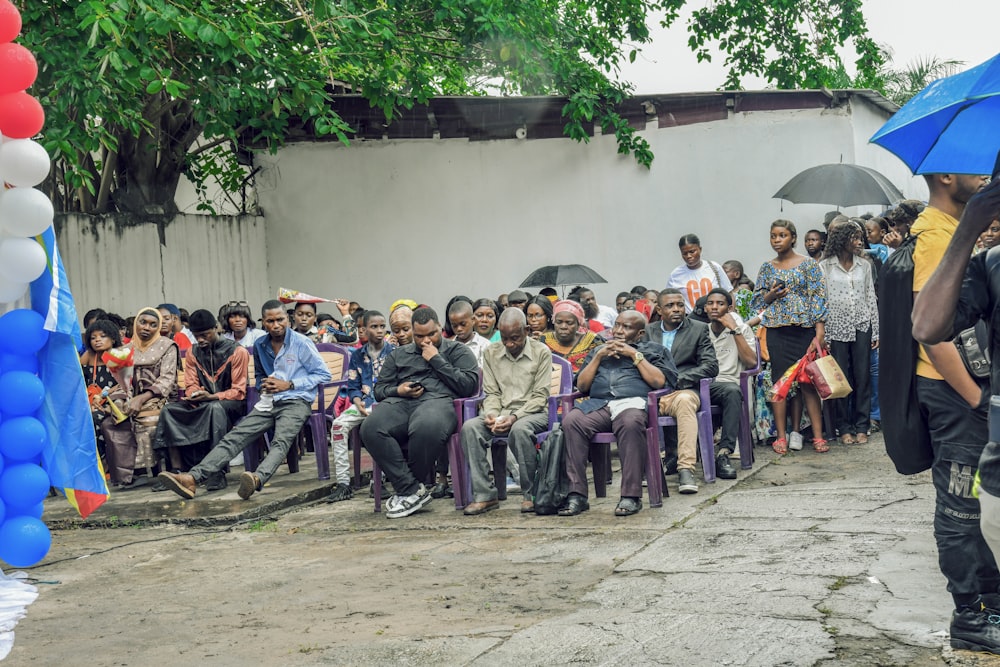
[83,204,922,516]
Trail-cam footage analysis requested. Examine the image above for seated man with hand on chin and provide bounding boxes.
[361,307,480,519]
[559,310,677,518]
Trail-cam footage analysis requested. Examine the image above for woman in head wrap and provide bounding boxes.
[543,300,602,373]
[101,307,179,487]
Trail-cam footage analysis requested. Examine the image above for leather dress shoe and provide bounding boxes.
[558,493,590,516]
[158,471,196,499]
[431,481,454,499]
[205,471,228,492]
[463,499,499,515]
[715,453,738,480]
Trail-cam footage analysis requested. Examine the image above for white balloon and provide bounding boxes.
[0,139,51,187]
[0,273,27,303]
[0,187,53,237]
[0,238,47,284]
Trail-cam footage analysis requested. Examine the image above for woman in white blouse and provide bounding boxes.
[818,220,879,445]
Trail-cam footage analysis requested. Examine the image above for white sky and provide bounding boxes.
[619,0,999,94]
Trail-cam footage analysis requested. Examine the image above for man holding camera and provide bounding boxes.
[911,173,1000,655]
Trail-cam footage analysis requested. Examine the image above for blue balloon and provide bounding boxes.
[0,451,4,478]
[0,309,48,357]
[0,516,51,567]
[0,497,5,525]
[0,462,49,510]
[0,416,47,462]
[0,371,44,417]
[0,353,39,375]
[7,500,43,519]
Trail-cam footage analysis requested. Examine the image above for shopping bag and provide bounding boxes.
[802,345,852,400]
[768,356,806,403]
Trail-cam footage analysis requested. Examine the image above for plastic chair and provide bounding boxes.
[449,356,574,510]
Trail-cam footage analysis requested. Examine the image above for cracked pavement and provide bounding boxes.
[9,435,1000,665]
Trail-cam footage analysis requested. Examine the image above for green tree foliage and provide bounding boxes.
[19,0,881,214]
[681,0,882,90]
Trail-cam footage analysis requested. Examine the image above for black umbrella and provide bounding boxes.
[773,163,904,207]
[519,264,607,290]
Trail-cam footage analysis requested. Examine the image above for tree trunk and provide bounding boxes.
[111,94,204,215]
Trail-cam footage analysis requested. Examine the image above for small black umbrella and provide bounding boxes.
[773,163,904,207]
[519,264,607,290]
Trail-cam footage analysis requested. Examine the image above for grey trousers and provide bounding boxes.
[190,399,312,486]
[461,412,550,502]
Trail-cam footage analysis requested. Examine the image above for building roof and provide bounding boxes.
[246,89,898,147]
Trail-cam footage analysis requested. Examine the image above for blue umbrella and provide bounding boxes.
[870,53,1000,175]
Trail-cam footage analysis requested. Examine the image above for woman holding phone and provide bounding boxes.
[751,220,828,455]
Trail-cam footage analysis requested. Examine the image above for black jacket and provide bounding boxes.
[643,318,718,390]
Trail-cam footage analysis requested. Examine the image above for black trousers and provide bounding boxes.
[709,381,742,455]
[829,330,872,435]
[360,398,457,496]
[917,376,999,607]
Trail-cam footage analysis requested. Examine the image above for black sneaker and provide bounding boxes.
[715,453,738,480]
[205,471,228,492]
[678,469,698,494]
[324,482,353,503]
[951,604,1000,654]
[662,455,678,476]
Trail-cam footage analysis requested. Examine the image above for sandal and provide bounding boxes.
[614,497,642,517]
[840,433,856,445]
[813,438,830,453]
[856,433,869,444]
[772,437,788,455]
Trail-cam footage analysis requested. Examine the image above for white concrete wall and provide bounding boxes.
[56,213,270,319]
[255,95,907,312]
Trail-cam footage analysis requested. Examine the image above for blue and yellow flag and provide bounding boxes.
[30,227,109,518]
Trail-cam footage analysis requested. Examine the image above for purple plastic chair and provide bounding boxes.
[449,356,574,510]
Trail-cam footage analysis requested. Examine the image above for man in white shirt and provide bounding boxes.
[703,289,757,479]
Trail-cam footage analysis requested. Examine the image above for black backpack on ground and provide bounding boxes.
[532,426,568,515]
[878,233,934,474]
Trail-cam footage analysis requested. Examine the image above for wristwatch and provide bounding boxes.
[727,328,738,336]
[287,380,295,390]
[633,351,645,366]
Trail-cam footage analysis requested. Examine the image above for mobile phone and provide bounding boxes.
[410,382,424,390]
[774,281,786,290]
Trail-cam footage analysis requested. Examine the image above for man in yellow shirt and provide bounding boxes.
[912,172,999,652]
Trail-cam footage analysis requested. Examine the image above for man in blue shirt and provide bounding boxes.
[559,311,677,517]
[159,300,331,501]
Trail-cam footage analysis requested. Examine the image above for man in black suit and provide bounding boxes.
[646,289,719,493]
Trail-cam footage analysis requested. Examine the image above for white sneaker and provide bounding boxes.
[385,483,432,518]
[788,432,803,451]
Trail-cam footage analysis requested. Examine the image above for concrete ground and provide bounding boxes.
[7,434,1000,666]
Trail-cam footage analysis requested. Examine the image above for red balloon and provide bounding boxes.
[0,44,37,95]
[0,92,44,139]
[0,1,20,43]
